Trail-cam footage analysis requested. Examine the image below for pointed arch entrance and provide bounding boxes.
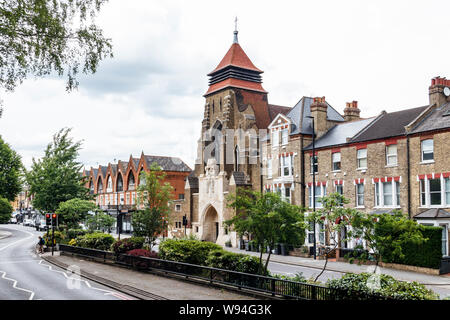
[202,205,219,243]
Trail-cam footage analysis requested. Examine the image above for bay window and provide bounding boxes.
[374,179,401,208]
[309,184,326,208]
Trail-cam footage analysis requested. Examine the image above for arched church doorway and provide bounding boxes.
[202,206,219,243]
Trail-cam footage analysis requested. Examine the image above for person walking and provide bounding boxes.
[37,236,45,254]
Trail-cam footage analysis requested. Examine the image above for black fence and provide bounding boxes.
[58,244,387,300]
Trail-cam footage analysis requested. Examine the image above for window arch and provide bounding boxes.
[97,178,104,194]
[127,173,135,191]
[106,176,113,192]
[116,173,123,192]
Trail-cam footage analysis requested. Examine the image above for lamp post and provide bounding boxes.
[117,204,123,240]
[306,115,317,260]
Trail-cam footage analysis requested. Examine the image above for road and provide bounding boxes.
[0,224,135,300]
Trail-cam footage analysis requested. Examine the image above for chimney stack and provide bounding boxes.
[344,100,361,122]
[310,96,328,138]
[429,76,450,107]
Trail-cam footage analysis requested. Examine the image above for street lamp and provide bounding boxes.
[306,115,317,260]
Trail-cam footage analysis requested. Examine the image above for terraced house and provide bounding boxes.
[83,152,191,234]
[262,76,450,256]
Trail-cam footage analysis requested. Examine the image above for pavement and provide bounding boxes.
[0,230,11,240]
[223,246,450,298]
[45,253,257,300]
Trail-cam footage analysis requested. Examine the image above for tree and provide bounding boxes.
[131,162,174,248]
[306,193,357,282]
[86,211,114,233]
[56,198,96,229]
[0,136,23,201]
[25,128,90,213]
[0,197,13,223]
[226,188,307,275]
[349,211,428,271]
[0,0,113,93]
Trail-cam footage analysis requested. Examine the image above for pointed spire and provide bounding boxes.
[233,17,238,44]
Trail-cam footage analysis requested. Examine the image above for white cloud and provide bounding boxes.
[1,0,450,172]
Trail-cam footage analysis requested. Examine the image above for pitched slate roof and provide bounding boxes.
[409,102,450,134]
[92,168,98,180]
[351,105,429,143]
[304,117,377,150]
[287,97,344,136]
[414,208,450,219]
[144,155,191,172]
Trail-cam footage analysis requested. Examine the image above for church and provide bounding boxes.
[170,27,290,246]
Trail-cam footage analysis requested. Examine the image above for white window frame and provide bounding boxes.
[374,179,401,208]
[332,152,341,171]
[281,128,289,145]
[356,183,364,207]
[421,139,434,163]
[272,131,279,147]
[281,155,292,177]
[309,184,326,208]
[357,149,367,169]
[267,159,272,179]
[420,177,449,208]
[386,144,398,166]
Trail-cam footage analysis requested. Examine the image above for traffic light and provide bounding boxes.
[182,215,187,226]
[51,213,57,227]
[45,214,51,226]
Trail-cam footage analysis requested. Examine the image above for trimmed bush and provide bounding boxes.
[378,225,443,269]
[66,228,90,240]
[205,249,261,274]
[158,239,222,265]
[126,249,158,258]
[111,237,145,255]
[75,232,115,251]
[327,273,439,300]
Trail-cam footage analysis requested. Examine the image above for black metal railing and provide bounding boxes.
[58,244,387,300]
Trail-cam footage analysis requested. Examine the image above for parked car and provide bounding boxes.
[23,218,33,226]
[9,216,17,224]
[36,219,48,231]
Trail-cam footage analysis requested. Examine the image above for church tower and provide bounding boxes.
[191,24,273,246]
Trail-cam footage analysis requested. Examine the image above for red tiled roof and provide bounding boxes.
[268,104,291,121]
[208,43,263,75]
[204,78,267,96]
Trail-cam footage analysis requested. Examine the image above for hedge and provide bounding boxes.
[327,272,439,300]
[158,239,222,265]
[111,237,145,255]
[381,226,443,269]
[75,233,115,251]
[205,249,261,274]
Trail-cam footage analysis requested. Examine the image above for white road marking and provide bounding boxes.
[38,260,132,300]
[0,229,34,252]
[0,270,35,300]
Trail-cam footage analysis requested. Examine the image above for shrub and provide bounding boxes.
[327,273,438,300]
[205,249,262,274]
[0,198,13,224]
[158,239,222,265]
[111,237,145,255]
[126,249,159,258]
[75,232,115,251]
[43,231,65,245]
[66,228,90,240]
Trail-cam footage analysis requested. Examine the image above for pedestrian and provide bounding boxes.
[37,236,45,254]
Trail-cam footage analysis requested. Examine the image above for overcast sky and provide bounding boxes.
[1,0,449,171]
